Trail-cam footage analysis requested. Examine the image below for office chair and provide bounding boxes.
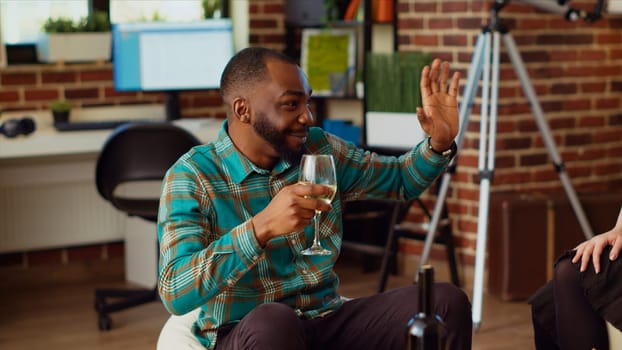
[94,122,201,331]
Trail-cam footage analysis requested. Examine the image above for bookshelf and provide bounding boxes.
[283,0,397,137]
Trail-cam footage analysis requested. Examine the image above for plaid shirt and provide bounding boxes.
[157,120,450,348]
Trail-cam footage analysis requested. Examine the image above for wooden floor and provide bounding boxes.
[0,255,534,349]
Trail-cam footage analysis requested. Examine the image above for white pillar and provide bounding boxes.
[230,0,249,52]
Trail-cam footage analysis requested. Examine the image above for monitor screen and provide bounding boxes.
[112,19,234,92]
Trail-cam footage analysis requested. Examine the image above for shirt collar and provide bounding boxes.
[214,120,295,183]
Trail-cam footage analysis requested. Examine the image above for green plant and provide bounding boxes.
[42,11,110,33]
[202,0,222,19]
[49,100,72,113]
[322,0,339,22]
[366,51,432,113]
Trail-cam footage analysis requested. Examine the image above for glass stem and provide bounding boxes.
[313,210,321,247]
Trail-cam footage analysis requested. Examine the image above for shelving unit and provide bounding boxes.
[283,0,397,137]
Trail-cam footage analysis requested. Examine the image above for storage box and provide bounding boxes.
[488,191,622,301]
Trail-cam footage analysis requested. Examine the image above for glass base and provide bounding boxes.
[301,246,332,256]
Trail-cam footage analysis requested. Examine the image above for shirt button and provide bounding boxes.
[227,279,234,287]
[302,269,308,274]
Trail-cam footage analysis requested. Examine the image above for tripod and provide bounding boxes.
[416,3,595,329]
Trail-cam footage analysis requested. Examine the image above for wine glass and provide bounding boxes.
[298,154,337,256]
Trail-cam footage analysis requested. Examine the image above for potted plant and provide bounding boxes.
[37,11,112,63]
[202,0,222,19]
[49,100,72,125]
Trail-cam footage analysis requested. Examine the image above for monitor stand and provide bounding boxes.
[164,91,181,121]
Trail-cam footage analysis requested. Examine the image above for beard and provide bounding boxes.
[252,112,306,165]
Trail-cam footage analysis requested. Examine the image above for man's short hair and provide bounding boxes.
[219,47,298,100]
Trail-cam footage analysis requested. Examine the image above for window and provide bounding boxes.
[0,0,88,44]
[109,0,205,24]
[1,0,227,64]
[0,0,209,45]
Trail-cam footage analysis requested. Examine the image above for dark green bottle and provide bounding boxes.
[406,265,447,350]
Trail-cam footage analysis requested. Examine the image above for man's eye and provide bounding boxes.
[284,101,298,108]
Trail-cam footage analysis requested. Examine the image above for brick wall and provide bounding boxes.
[0,62,227,118]
[397,0,622,263]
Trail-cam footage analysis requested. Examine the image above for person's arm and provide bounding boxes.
[572,206,622,273]
[251,183,333,246]
[157,161,333,315]
[327,58,461,200]
[157,163,263,315]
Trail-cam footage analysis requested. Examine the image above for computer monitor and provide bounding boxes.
[112,19,234,120]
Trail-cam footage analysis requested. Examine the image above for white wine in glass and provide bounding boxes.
[298,154,337,256]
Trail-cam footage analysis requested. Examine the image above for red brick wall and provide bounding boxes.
[0,62,227,118]
[249,0,286,49]
[397,0,622,264]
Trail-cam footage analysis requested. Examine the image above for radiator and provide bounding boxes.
[0,155,126,253]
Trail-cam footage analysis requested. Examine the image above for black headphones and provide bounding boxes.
[0,117,36,138]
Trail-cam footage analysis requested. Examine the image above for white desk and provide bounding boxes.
[0,106,222,287]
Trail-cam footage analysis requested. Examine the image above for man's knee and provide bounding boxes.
[244,303,299,328]
[232,303,305,349]
[434,282,472,325]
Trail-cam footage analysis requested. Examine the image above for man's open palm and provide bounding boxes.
[417,59,461,151]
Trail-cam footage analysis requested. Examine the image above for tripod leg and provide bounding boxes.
[502,33,594,240]
[417,32,487,277]
[472,30,500,330]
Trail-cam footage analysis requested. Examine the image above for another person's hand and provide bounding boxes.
[417,58,461,152]
[572,225,622,274]
[251,183,333,246]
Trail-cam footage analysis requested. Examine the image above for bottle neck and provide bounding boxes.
[418,265,434,315]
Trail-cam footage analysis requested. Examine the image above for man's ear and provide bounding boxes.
[232,97,250,123]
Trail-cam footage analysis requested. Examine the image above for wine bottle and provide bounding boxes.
[406,265,447,350]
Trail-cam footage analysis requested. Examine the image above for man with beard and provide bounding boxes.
[157,47,472,350]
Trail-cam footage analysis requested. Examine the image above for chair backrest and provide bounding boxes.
[95,122,201,221]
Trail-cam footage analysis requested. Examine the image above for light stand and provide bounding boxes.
[416,0,595,329]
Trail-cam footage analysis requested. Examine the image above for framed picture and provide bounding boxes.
[300,28,356,97]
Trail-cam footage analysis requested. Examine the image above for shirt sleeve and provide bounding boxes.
[317,131,450,201]
[156,159,263,315]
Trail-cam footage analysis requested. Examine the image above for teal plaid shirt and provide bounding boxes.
[157,120,450,348]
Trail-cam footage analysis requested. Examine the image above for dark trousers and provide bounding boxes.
[216,283,472,350]
[529,246,622,350]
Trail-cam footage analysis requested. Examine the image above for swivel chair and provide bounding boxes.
[94,122,201,330]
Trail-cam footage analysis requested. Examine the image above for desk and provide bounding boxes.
[0,106,222,286]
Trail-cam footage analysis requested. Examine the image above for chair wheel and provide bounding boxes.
[98,314,112,331]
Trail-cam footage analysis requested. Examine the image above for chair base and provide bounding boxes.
[95,287,159,330]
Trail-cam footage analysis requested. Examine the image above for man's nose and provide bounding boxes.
[299,107,315,125]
